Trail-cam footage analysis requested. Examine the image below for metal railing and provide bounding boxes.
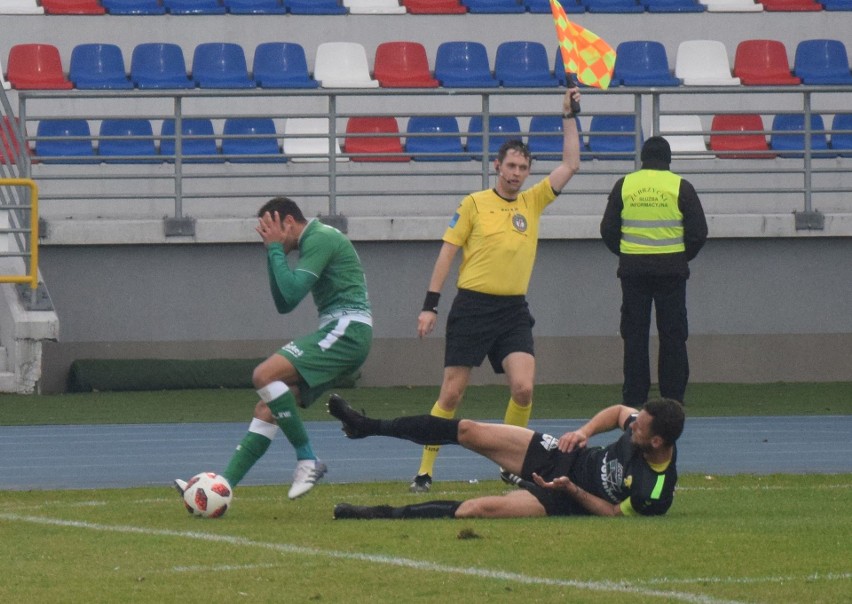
[9,85,852,234]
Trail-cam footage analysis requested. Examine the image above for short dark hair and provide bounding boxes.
[640,136,672,167]
[257,197,307,223]
[643,398,685,446]
[496,139,531,164]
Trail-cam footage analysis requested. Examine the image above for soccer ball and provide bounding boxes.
[183,472,233,518]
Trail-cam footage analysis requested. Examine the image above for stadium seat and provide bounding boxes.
[405,116,467,161]
[98,119,158,163]
[434,41,498,87]
[286,0,347,13]
[829,113,852,157]
[343,0,406,12]
[734,39,801,85]
[759,0,821,9]
[252,43,318,88]
[35,119,95,163]
[283,118,348,162]
[769,113,831,158]
[793,39,852,84]
[162,0,226,12]
[583,0,643,13]
[7,44,73,90]
[224,0,286,12]
[466,115,522,160]
[821,0,852,9]
[0,58,9,90]
[0,0,43,13]
[675,40,740,85]
[192,43,255,88]
[709,113,775,159]
[221,118,284,162]
[344,116,409,162]
[159,118,222,162]
[700,0,762,10]
[462,0,524,12]
[643,0,705,10]
[659,115,711,158]
[525,0,584,11]
[69,44,133,90]
[528,115,567,160]
[402,0,466,11]
[0,117,27,164]
[131,43,194,89]
[314,42,379,88]
[41,0,105,13]
[373,41,439,88]
[613,41,680,86]
[494,41,558,87]
[101,0,165,13]
[588,114,642,160]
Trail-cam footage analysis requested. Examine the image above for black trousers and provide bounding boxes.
[619,275,689,405]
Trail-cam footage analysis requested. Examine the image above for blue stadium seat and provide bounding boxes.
[526,0,584,11]
[830,113,852,157]
[642,0,704,10]
[466,115,522,160]
[101,0,166,13]
[159,118,222,162]
[528,114,587,160]
[769,113,831,158]
[495,41,558,87]
[286,0,346,12]
[192,43,255,88]
[69,43,133,89]
[98,119,158,163]
[225,0,285,11]
[820,0,852,9]
[221,117,284,162]
[588,114,642,159]
[462,0,524,12]
[434,41,498,87]
[613,41,680,86]
[252,42,318,88]
[131,43,194,89]
[163,0,226,12]
[793,39,852,84]
[405,116,467,161]
[35,119,95,163]
[583,0,643,12]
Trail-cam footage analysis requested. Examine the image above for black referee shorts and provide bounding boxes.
[444,288,535,374]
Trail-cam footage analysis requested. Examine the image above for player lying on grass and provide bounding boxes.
[327,395,684,520]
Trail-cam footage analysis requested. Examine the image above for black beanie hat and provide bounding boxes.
[641,136,672,167]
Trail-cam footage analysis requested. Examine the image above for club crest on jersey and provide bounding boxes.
[512,214,528,233]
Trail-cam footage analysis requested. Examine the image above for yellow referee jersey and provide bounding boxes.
[443,178,557,296]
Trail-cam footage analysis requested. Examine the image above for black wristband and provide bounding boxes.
[422,291,440,313]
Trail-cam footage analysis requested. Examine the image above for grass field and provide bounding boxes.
[1,383,851,603]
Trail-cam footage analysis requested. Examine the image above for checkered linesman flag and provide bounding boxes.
[550,0,617,89]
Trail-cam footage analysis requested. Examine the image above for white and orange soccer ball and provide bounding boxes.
[182,472,233,518]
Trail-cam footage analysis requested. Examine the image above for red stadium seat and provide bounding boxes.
[373,42,439,88]
[402,0,466,12]
[344,117,409,161]
[710,114,776,159]
[0,117,29,165]
[734,40,801,85]
[7,44,73,90]
[41,0,106,13]
[758,0,821,10]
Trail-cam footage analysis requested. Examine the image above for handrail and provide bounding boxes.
[0,177,39,290]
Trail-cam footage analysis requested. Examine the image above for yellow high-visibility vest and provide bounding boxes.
[620,170,685,255]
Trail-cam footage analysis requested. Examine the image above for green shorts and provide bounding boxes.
[277,317,372,407]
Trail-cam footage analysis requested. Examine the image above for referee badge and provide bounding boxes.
[512,213,528,233]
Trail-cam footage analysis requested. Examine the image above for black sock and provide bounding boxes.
[377,415,461,446]
[392,500,462,519]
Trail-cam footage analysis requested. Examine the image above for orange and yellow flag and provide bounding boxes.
[550,0,616,89]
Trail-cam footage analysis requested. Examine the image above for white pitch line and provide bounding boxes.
[1,513,744,604]
[634,572,852,587]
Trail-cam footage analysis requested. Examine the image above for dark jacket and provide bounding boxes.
[600,164,708,278]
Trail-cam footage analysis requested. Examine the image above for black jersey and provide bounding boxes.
[571,414,678,516]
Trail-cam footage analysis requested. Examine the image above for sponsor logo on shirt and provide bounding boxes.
[449,212,460,228]
[283,342,304,358]
[600,453,624,501]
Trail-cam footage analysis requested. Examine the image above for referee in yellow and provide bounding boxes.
[411,88,583,493]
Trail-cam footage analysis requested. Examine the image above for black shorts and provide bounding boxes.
[444,289,535,374]
[518,432,587,517]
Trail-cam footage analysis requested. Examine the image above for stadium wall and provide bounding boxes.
[38,237,852,393]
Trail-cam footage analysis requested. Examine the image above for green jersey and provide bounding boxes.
[265,219,371,326]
